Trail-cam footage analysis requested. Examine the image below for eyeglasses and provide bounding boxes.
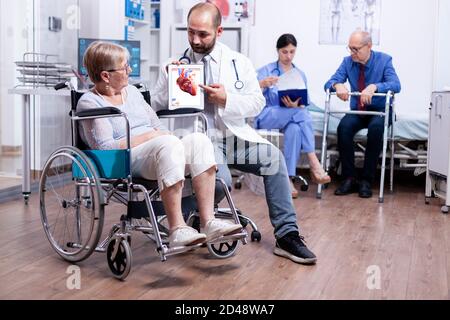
[347,44,367,54]
[107,63,131,73]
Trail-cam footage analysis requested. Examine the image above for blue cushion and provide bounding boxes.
[73,149,130,179]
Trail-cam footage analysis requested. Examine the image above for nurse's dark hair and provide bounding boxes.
[276,34,297,49]
[188,2,222,28]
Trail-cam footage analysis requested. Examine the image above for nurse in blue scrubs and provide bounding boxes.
[255,34,330,197]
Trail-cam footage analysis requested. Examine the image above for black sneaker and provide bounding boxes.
[274,232,317,265]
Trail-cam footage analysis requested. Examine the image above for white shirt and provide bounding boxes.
[151,42,269,144]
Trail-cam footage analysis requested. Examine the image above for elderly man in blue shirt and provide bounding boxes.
[324,30,401,198]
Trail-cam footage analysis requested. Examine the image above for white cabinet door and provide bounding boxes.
[429,92,450,176]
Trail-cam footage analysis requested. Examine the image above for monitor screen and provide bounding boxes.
[78,38,141,78]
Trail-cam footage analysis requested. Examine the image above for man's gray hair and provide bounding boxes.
[351,30,372,45]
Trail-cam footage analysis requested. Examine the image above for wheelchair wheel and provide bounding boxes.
[39,146,105,262]
[107,236,132,280]
[207,240,239,259]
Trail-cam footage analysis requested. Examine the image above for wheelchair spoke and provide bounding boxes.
[48,179,64,205]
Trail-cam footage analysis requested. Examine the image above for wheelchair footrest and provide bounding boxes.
[207,231,248,245]
[162,243,203,257]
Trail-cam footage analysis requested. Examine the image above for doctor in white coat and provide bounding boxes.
[151,2,316,265]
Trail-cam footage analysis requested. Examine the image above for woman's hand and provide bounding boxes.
[259,76,279,89]
[142,129,171,141]
[120,129,171,149]
[281,95,303,108]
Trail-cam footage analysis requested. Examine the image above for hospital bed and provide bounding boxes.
[310,91,429,202]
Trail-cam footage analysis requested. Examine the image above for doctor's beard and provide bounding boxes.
[190,35,217,55]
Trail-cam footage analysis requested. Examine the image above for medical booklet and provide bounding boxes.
[277,68,309,107]
[278,89,308,107]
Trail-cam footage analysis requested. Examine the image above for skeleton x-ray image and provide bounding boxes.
[319,0,381,45]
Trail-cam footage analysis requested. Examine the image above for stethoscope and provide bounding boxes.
[179,48,244,90]
[270,61,296,77]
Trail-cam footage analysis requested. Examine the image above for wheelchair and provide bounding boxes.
[317,89,395,203]
[39,82,254,280]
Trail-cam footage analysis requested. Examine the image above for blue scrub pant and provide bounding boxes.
[255,107,315,176]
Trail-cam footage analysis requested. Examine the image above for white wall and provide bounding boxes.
[0,0,34,148]
[433,0,450,91]
[79,0,124,39]
[248,0,439,116]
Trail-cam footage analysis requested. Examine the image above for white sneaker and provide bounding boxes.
[168,226,206,247]
[201,218,243,241]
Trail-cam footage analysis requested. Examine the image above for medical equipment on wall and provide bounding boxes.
[48,16,62,32]
[179,48,244,90]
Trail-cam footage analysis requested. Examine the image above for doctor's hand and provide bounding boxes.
[199,83,227,107]
[165,60,186,73]
[334,83,349,101]
[259,76,279,89]
[360,84,377,106]
[281,95,303,108]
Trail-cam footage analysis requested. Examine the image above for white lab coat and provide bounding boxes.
[151,42,269,145]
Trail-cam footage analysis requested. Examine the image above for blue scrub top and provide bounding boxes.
[255,61,311,129]
[257,61,308,108]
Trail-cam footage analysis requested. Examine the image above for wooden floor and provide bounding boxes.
[0,176,21,190]
[0,173,449,300]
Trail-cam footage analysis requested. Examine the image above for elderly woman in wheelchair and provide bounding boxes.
[39,41,245,280]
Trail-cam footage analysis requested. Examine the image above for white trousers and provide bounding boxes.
[131,132,216,191]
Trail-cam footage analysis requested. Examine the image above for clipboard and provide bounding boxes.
[168,64,204,110]
[279,89,309,107]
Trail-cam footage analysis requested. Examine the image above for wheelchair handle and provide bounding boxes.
[54,82,69,91]
[54,81,76,91]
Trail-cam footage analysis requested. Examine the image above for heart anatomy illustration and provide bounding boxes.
[176,68,198,96]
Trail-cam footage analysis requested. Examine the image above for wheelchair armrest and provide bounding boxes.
[157,108,203,117]
[75,107,122,117]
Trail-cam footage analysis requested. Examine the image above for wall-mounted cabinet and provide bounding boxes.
[124,0,152,82]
